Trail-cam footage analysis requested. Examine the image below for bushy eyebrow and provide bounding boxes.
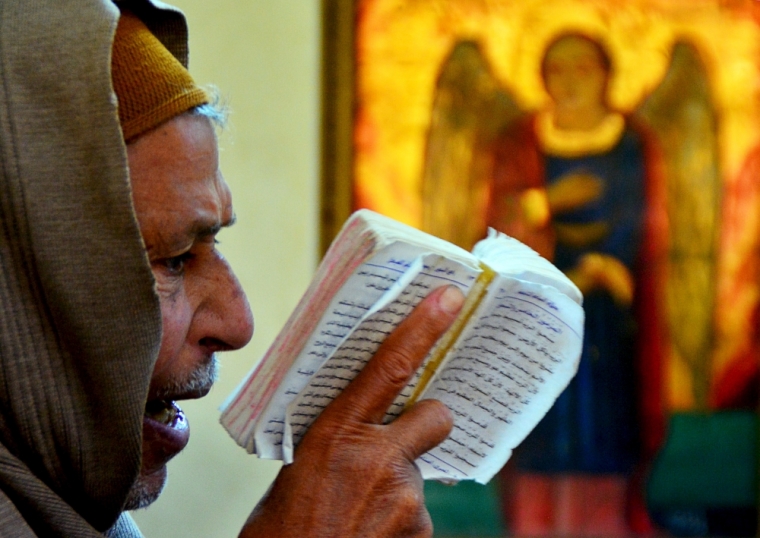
[191,213,236,240]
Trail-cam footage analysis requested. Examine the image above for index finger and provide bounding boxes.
[322,285,465,425]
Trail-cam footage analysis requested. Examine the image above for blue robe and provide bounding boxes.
[515,126,646,474]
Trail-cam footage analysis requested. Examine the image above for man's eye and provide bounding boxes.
[164,252,194,275]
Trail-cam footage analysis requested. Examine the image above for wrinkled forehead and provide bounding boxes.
[127,114,232,246]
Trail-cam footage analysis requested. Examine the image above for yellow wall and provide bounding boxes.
[131,1,321,536]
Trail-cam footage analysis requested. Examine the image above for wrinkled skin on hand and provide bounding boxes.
[240,285,465,538]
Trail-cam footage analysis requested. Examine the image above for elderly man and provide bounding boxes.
[0,1,463,536]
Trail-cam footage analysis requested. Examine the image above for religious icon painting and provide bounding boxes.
[321,0,760,536]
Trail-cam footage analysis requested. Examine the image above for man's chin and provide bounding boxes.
[124,467,167,510]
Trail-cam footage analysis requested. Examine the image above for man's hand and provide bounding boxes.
[240,285,465,538]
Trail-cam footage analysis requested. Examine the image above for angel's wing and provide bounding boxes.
[420,40,521,250]
[634,41,721,409]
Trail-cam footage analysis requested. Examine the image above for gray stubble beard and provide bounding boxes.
[124,355,219,511]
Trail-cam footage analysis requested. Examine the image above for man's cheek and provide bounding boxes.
[153,290,194,379]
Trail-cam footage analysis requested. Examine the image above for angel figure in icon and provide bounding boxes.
[422,29,724,537]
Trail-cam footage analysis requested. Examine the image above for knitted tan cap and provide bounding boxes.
[111,10,208,142]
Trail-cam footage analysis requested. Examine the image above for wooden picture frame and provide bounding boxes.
[320,0,355,254]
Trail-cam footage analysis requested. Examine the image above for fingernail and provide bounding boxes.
[439,285,465,314]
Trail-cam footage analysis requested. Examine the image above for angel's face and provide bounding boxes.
[543,35,609,117]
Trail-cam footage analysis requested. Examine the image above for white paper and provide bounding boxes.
[253,244,479,459]
[417,277,583,483]
[281,254,480,462]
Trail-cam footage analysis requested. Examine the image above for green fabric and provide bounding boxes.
[426,480,506,537]
[647,411,759,508]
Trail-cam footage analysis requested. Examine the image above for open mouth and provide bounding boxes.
[140,359,216,470]
[141,399,191,474]
[143,371,214,430]
[144,399,185,428]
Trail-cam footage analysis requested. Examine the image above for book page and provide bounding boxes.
[417,276,583,484]
[222,210,484,452]
[254,246,479,459]
[281,254,481,463]
[474,229,582,305]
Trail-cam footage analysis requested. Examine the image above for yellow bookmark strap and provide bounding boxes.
[404,262,497,409]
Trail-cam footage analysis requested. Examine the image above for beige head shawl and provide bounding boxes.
[0,0,193,534]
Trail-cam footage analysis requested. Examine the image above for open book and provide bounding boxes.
[221,210,584,484]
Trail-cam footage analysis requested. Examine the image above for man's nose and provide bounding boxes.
[196,253,254,353]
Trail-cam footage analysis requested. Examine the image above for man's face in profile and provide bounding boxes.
[124,113,254,509]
